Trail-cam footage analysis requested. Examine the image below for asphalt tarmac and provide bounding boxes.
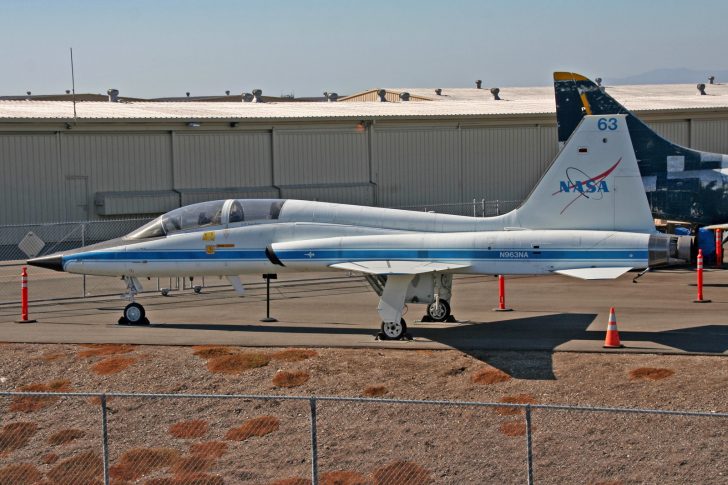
[0,268,726,355]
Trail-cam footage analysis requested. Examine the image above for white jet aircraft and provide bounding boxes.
[29,115,691,339]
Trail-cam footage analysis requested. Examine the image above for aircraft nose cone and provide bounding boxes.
[27,254,64,272]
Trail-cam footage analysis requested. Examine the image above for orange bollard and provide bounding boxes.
[15,267,37,323]
[603,307,623,348]
[694,249,711,303]
[493,274,513,312]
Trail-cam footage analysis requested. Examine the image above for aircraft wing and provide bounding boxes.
[329,260,469,275]
[704,223,728,230]
[554,267,633,280]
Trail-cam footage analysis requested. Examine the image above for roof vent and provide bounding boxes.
[697,83,707,95]
[65,90,71,94]
[435,88,442,96]
[107,89,119,102]
[475,80,482,89]
[399,92,410,101]
[708,75,715,85]
[490,87,501,100]
[242,93,254,102]
[323,92,338,102]
[595,77,603,86]
[225,90,230,96]
[186,92,190,97]
[377,89,387,102]
[252,89,264,102]
[26,91,31,96]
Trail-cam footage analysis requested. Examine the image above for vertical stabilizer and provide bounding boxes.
[512,114,654,233]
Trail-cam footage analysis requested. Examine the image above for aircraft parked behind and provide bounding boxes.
[29,115,690,339]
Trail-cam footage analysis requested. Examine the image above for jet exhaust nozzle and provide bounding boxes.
[648,234,692,267]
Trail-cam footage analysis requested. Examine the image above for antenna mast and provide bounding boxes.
[69,47,77,122]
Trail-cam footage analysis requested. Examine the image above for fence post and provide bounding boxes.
[309,397,319,485]
[524,404,534,485]
[100,394,110,485]
[481,198,485,217]
[81,223,87,297]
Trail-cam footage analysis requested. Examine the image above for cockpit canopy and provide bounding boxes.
[126,199,286,240]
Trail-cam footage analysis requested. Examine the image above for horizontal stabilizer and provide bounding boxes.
[704,223,728,230]
[555,267,633,280]
[330,260,469,275]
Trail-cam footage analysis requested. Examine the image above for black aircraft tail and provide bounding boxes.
[553,72,728,225]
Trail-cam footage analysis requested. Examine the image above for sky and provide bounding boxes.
[1,0,727,98]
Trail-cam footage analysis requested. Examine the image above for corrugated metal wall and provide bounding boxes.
[691,120,728,153]
[648,121,690,147]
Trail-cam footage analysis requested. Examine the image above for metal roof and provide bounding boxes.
[2,83,728,121]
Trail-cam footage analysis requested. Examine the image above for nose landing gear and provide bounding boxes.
[118,276,150,326]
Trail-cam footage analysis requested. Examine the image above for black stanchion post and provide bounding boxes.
[260,273,278,322]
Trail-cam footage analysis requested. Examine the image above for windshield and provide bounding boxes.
[125,199,287,240]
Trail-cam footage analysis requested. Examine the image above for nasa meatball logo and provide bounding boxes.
[553,158,621,214]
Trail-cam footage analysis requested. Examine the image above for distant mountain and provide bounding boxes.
[610,68,728,85]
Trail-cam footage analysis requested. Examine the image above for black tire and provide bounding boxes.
[427,299,451,322]
[380,318,407,340]
[123,302,145,324]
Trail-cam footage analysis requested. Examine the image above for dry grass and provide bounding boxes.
[372,461,432,485]
[362,385,388,397]
[590,481,624,485]
[77,343,136,358]
[269,479,312,485]
[146,473,225,485]
[0,422,37,453]
[0,463,42,484]
[272,370,310,388]
[87,396,114,406]
[270,348,318,362]
[189,441,227,459]
[48,428,85,446]
[39,351,66,362]
[494,394,537,416]
[470,367,511,385]
[109,447,181,481]
[46,451,103,484]
[192,346,236,360]
[42,452,59,464]
[320,470,369,485]
[225,416,280,441]
[10,379,71,412]
[169,419,209,439]
[628,367,675,381]
[207,352,270,374]
[91,357,137,375]
[499,421,529,437]
[172,455,214,475]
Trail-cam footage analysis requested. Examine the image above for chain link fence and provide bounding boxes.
[0,391,726,484]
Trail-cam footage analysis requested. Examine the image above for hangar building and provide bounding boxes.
[1,83,728,226]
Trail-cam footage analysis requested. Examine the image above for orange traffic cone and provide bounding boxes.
[603,307,624,348]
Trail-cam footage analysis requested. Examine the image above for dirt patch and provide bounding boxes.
[0,463,42,484]
[494,394,537,416]
[499,421,529,437]
[48,428,85,446]
[172,455,214,475]
[372,461,432,485]
[320,470,368,485]
[110,447,180,481]
[628,367,675,381]
[225,416,280,441]
[189,441,227,459]
[169,419,209,439]
[470,368,511,385]
[10,379,71,412]
[47,451,103,484]
[270,479,311,485]
[192,346,236,360]
[443,366,467,377]
[91,357,137,375]
[207,352,270,374]
[39,351,66,362]
[589,482,624,485]
[272,370,310,388]
[42,452,59,464]
[77,344,136,358]
[147,473,225,485]
[0,422,37,453]
[362,386,388,397]
[271,349,318,362]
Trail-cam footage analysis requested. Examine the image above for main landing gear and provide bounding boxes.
[425,299,451,322]
[379,318,409,341]
[118,276,150,326]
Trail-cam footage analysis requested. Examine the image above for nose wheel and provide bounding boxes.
[118,302,150,326]
[379,318,409,340]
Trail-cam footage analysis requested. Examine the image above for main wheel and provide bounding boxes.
[427,299,451,322]
[381,318,407,340]
[123,302,146,325]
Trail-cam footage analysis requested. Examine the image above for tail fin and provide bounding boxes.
[512,114,654,233]
[554,71,728,225]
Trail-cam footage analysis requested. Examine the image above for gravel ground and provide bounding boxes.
[0,343,726,484]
